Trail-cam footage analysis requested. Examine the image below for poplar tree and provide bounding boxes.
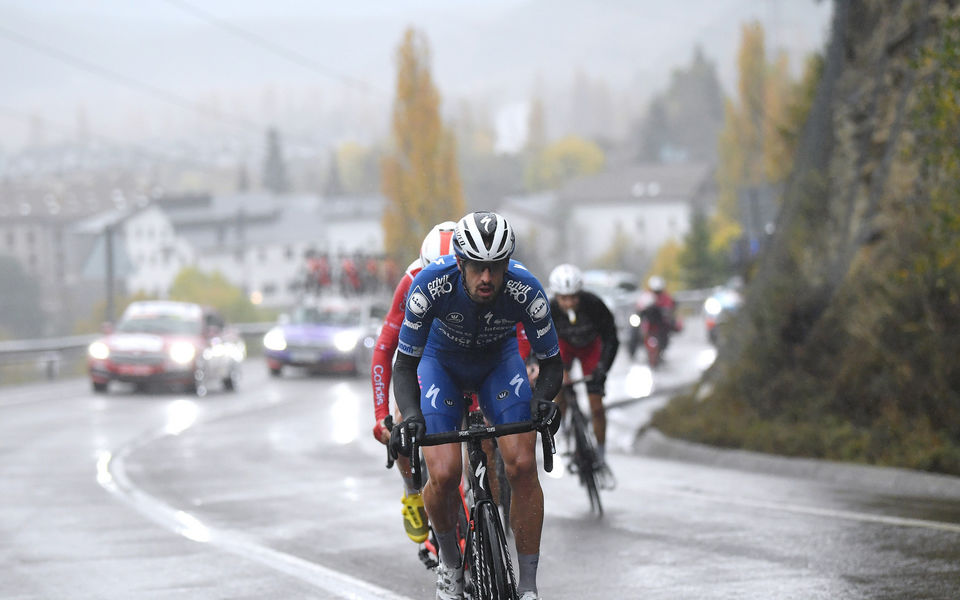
[381,28,465,262]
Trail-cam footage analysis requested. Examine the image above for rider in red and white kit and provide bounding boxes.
[371,221,458,543]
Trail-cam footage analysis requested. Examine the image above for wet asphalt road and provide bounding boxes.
[2,318,960,599]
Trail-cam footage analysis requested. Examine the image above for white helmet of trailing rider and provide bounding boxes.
[648,275,666,292]
[420,221,457,268]
[549,264,583,296]
[453,211,516,262]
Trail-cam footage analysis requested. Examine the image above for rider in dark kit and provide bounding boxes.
[392,211,563,600]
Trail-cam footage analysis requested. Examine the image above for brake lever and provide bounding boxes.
[384,415,394,469]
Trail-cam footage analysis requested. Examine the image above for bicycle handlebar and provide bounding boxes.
[395,419,556,490]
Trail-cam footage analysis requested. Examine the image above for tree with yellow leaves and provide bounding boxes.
[381,28,465,262]
[717,22,822,226]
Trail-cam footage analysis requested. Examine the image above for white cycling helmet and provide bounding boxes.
[648,275,665,292]
[453,211,515,262]
[549,264,583,295]
[420,220,457,267]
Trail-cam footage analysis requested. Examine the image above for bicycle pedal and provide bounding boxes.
[417,547,438,570]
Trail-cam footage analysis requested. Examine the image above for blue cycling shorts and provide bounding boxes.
[417,342,532,434]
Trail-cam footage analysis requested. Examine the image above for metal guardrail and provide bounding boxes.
[0,322,274,382]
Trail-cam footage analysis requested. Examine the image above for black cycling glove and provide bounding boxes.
[390,413,425,459]
[532,398,561,436]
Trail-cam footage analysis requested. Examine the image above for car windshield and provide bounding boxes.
[116,316,202,335]
[292,306,361,326]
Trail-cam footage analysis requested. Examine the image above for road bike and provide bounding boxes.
[384,413,512,572]
[395,411,556,599]
[559,379,614,515]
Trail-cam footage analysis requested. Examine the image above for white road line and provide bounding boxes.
[660,488,960,534]
[97,403,416,600]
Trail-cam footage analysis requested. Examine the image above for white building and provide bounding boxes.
[71,204,193,299]
[499,162,716,277]
[163,192,384,308]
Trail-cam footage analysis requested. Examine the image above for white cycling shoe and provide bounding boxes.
[435,561,464,600]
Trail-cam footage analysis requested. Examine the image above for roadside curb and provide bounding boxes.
[633,427,960,501]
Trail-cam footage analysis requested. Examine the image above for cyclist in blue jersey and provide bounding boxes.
[392,212,564,600]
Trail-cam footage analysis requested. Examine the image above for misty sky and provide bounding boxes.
[0,0,832,150]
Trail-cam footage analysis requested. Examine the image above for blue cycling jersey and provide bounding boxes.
[397,256,560,433]
[397,256,560,361]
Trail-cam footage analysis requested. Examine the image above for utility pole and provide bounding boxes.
[104,223,115,324]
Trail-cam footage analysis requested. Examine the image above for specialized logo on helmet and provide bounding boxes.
[427,274,453,299]
[407,286,432,317]
[526,291,549,321]
[505,280,531,304]
[480,214,494,233]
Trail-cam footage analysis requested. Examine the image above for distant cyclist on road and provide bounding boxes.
[392,211,563,600]
[547,263,619,466]
[370,221,457,544]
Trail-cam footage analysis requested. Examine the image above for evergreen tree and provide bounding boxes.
[323,150,344,197]
[635,46,724,163]
[261,127,290,194]
[380,28,465,261]
[678,207,722,288]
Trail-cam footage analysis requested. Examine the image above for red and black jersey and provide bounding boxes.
[549,290,619,373]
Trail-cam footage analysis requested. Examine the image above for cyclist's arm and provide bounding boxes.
[393,350,423,420]
[532,353,563,403]
[371,275,412,424]
[596,299,620,373]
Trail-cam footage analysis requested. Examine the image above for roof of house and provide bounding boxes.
[557,162,715,206]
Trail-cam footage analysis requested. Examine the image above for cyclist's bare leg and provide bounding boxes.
[496,430,542,554]
[588,392,606,448]
[422,443,464,565]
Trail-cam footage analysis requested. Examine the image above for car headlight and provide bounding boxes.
[333,330,359,353]
[88,341,110,360]
[704,297,722,316]
[263,328,287,351]
[169,341,197,365]
[628,314,641,328]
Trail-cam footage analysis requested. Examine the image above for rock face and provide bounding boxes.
[692,0,960,473]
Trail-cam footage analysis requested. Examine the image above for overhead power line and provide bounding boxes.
[159,0,387,98]
[0,105,212,169]
[0,24,264,135]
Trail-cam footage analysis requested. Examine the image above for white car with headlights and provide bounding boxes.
[87,301,245,395]
[263,298,386,377]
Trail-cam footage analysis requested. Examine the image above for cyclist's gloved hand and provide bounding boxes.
[532,398,561,436]
[390,413,425,459]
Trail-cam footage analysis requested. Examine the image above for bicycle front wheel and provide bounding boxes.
[571,410,603,515]
[470,501,517,599]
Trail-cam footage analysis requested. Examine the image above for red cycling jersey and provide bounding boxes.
[371,260,532,441]
[371,260,421,441]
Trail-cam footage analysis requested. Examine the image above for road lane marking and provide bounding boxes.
[660,488,960,534]
[98,406,417,600]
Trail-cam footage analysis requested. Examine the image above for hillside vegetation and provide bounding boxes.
[654,1,960,475]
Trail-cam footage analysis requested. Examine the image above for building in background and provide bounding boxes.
[499,162,716,278]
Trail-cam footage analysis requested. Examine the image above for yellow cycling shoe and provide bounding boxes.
[401,492,429,543]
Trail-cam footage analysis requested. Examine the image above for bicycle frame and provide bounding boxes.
[561,380,604,515]
[400,413,555,599]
